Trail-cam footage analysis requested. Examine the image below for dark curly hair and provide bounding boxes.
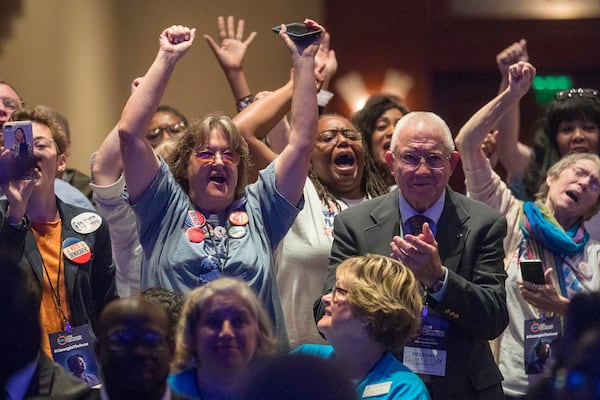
[523,92,600,199]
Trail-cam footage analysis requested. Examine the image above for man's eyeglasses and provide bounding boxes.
[1,97,23,111]
[555,88,599,101]
[394,152,449,170]
[146,122,186,141]
[332,285,349,301]
[317,129,362,146]
[194,149,241,166]
[102,329,169,351]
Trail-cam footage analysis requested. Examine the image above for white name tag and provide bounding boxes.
[362,381,392,398]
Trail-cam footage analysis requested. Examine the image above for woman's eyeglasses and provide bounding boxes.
[317,129,362,147]
[331,285,349,301]
[194,149,241,166]
[555,88,599,101]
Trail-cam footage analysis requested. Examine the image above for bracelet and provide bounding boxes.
[9,215,30,231]
[236,95,254,112]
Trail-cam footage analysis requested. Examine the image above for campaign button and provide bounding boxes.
[228,225,247,239]
[185,210,206,228]
[228,211,249,226]
[71,212,102,234]
[62,237,92,264]
[213,226,227,240]
[186,227,205,243]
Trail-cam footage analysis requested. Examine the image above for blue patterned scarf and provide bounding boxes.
[519,201,589,256]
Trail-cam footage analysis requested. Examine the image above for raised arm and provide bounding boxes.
[204,16,256,110]
[91,78,142,186]
[456,61,536,172]
[493,39,533,178]
[232,80,293,180]
[273,20,323,204]
[119,25,195,203]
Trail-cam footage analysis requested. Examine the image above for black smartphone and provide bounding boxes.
[520,259,545,284]
[272,22,322,43]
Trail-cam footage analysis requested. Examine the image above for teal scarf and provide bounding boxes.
[519,201,589,255]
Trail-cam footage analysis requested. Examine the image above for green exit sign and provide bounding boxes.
[533,75,573,104]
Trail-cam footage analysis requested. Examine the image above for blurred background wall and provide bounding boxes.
[2,0,599,192]
[0,0,322,172]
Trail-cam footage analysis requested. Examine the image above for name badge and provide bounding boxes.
[48,324,101,387]
[403,313,448,376]
[362,382,392,398]
[523,317,560,375]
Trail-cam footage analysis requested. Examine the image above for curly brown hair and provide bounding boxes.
[10,108,67,157]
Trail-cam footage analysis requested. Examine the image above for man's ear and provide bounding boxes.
[449,151,460,173]
[385,151,395,174]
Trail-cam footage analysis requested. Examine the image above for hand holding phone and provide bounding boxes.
[520,259,545,285]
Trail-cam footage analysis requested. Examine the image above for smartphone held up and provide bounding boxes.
[272,22,322,44]
[2,120,36,180]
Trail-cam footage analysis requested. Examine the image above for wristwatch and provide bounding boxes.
[427,267,447,294]
[9,215,30,231]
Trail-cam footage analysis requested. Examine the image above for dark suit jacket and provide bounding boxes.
[0,198,117,330]
[25,352,96,400]
[317,188,509,400]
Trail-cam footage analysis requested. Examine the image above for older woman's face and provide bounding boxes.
[193,293,258,373]
[186,128,239,213]
[317,278,364,342]
[311,116,366,198]
[546,159,600,227]
[556,119,600,157]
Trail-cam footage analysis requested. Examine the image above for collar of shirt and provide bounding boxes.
[5,353,39,400]
[398,189,445,235]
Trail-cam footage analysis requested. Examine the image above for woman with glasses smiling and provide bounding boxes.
[456,61,600,399]
[294,254,430,400]
[118,22,324,349]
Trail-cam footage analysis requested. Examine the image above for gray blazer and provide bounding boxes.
[317,188,509,400]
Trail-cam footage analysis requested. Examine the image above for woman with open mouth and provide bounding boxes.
[118,21,325,348]
[233,81,388,349]
[455,60,600,399]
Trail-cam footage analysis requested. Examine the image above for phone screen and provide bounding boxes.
[3,120,34,179]
[520,259,545,284]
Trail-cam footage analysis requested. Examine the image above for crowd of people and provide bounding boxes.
[1,15,600,400]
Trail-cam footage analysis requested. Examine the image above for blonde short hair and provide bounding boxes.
[337,254,422,350]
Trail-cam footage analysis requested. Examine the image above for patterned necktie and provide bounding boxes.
[405,214,432,235]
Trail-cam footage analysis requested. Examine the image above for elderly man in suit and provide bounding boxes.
[316,111,509,400]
